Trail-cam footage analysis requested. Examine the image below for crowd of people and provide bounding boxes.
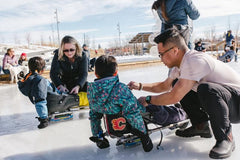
[2,0,240,159]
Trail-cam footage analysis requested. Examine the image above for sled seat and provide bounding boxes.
[103,111,189,149]
[47,93,79,114]
[104,113,132,138]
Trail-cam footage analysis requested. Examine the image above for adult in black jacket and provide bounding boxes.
[50,35,88,94]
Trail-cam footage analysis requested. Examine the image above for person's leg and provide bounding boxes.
[90,58,96,70]
[197,83,239,159]
[175,90,212,138]
[3,69,10,74]
[130,127,153,152]
[180,90,209,125]
[35,100,48,129]
[172,79,209,125]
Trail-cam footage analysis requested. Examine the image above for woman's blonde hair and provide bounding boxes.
[58,35,82,61]
[6,48,14,56]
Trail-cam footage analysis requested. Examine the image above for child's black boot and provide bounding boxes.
[37,117,49,129]
[89,131,110,149]
[140,134,153,152]
[131,128,153,152]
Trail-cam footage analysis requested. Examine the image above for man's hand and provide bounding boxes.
[128,81,140,90]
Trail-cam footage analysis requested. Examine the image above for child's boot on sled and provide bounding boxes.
[37,117,49,129]
[175,121,212,138]
[131,128,153,152]
[141,134,153,152]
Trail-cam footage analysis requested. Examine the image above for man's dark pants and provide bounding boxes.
[179,82,240,141]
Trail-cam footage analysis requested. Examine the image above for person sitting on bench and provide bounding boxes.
[87,55,153,152]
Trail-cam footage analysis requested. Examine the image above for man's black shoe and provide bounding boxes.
[209,127,235,159]
[209,139,235,159]
[175,121,212,138]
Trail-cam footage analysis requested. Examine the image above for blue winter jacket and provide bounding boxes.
[18,72,59,118]
[87,76,146,137]
[226,33,234,44]
[218,50,236,63]
[156,0,200,32]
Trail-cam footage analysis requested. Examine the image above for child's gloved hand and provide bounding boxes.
[89,132,109,149]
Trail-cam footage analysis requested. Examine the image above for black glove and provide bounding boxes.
[89,136,110,149]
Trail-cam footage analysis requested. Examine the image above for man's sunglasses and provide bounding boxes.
[63,48,75,53]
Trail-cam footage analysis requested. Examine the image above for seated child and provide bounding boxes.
[87,55,153,152]
[18,52,27,65]
[218,46,236,63]
[18,57,77,129]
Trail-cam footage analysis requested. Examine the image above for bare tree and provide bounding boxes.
[210,25,216,52]
[0,35,5,43]
[14,33,20,44]
[40,34,44,46]
[204,30,210,42]
[84,34,90,46]
[91,37,95,49]
[25,32,31,48]
[234,23,239,48]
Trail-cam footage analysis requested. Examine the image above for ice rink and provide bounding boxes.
[1,62,240,160]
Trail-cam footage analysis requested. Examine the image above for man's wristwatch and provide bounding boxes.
[145,96,151,104]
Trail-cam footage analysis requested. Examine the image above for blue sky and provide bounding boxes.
[0,0,240,48]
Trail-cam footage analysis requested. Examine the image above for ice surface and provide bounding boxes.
[0,62,240,160]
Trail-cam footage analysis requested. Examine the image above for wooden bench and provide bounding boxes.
[0,74,10,81]
[0,74,11,85]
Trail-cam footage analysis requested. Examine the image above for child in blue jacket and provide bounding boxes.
[87,55,153,152]
[18,57,59,129]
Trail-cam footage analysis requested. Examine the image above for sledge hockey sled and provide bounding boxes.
[47,93,79,114]
[46,93,79,122]
[103,112,189,149]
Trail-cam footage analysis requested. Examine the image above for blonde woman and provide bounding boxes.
[50,35,88,94]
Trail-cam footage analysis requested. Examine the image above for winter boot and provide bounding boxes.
[130,128,153,152]
[209,126,235,159]
[140,134,153,152]
[37,118,49,129]
[175,121,212,138]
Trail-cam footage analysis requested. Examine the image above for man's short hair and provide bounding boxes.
[95,55,117,78]
[28,56,46,73]
[154,27,186,48]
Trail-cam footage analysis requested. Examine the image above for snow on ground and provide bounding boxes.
[1,59,240,160]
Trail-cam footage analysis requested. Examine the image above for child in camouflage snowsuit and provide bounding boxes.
[87,55,153,152]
